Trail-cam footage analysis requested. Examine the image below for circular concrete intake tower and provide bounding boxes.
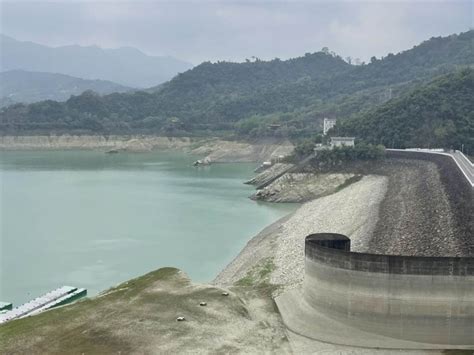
[276,233,474,349]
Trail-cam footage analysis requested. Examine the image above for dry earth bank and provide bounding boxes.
[0,135,294,163]
[0,268,290,354]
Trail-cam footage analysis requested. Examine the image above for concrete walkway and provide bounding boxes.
[451,150,474,185]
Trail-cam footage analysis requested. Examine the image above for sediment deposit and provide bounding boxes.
[0,135,294,163]
[0,135,195,151]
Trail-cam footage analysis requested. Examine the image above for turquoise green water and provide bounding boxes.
[0,150,296,305]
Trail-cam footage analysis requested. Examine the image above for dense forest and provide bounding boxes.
[0,30,472,145]
[333,68,474,152]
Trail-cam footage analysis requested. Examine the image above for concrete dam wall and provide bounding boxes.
[277,233,473,349]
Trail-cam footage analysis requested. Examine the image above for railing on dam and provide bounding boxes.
[303,233,474,346]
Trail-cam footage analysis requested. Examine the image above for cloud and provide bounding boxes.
[326,1,473,60]
[1,0,471,64]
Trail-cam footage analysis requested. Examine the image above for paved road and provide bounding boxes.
[450,151,474,186]
[388,149,474,187]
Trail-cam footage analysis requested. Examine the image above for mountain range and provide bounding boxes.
[0,70,132,107]
[0,34,193,88]
[0,30,472,150]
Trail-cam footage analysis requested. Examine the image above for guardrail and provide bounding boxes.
[457,150,474,167]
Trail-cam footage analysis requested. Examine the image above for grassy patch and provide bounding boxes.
[235,258,275,287]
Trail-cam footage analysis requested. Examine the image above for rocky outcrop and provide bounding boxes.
[251,173,359,203]
[245,163,294,185]
[191,139,294,163]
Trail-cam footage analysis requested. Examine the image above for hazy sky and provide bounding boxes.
[1,0,472,64]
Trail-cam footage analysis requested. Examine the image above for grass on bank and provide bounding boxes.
[235,257,275,287]
[0,266,287,354]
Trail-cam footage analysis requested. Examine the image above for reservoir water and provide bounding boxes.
[0,150,296,305]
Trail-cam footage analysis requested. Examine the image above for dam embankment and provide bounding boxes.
[251,150,472,256]
[384,150,474,256]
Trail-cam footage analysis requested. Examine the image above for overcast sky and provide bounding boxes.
[1,0,472,64]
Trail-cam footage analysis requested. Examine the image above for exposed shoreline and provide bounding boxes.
[0,134,294,163]
[214,175,388,289]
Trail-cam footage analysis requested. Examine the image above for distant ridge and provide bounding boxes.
[0,70,131,107]
[0,34,193,88]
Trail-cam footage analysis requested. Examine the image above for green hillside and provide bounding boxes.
[334,68,474,152]
[0,30,472,137]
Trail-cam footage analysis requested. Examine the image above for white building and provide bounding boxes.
[330,137,355,148]
[323,118,337,135]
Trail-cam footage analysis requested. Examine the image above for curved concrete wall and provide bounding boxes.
[303,233,474,346]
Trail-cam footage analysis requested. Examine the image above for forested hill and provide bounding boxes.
[0,30,472,136]
[154,52,351,96]
[334,69,474,152]
[340,30,473,90]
